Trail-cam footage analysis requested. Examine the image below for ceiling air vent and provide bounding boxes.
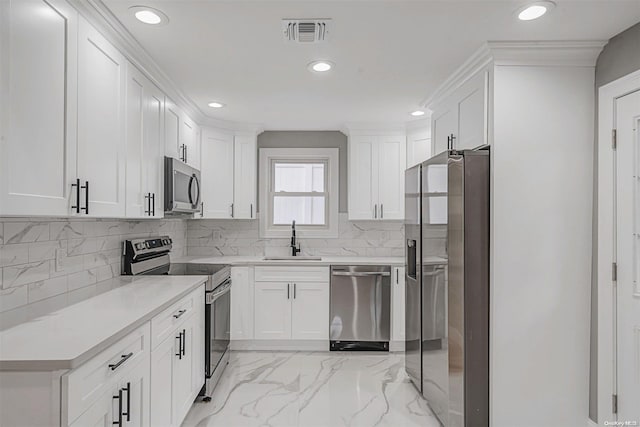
[282,19,332,43]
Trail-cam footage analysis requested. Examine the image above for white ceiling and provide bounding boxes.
[102,0,640,130]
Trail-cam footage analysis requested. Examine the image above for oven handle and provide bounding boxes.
[206,281,231,304]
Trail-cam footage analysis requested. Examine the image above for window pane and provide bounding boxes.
[274,163,325,192]
[273,196,325,225]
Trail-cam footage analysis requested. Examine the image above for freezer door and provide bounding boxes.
[405,164,422,391]
[329,265,391,342]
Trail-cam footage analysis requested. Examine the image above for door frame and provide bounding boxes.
[597,68,640,423]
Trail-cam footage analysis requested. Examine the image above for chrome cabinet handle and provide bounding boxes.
[201,201,204,217]
[381,204,384,219]
[175,331,183,359]
[145,193,152,216]
[331,271,391,277]
[173,309,186,319]
[151,193,155,216]
[181,329,186,356]
[374,204,377,219]
[250,203,253,218]
[231,203,234,218]
[113,389,123,426]
[71,178,81,214]
[81,181,89,214]
[122,382,131,422]
[293,283,296,299]
[108,352,134,371]
[396,269,399,284]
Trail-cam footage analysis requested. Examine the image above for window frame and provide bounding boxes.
[259,148,339,238]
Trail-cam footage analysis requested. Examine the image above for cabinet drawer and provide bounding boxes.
[65,322,150,425]
[254,266,329,282]
[151,286,203,349]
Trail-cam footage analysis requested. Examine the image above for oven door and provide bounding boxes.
[205,279,231,378]
[165,157,201,213]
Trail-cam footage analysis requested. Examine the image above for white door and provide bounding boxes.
[455,72,488,150]
[144,79,165,218]
[125,63,146,218]
[173,321,194,424]
[254,282,291,339]
[68,385,116,427]
[432,105,456,156]
[150,334,177,427]
[165,100,181,160]
[77,17,126,217]
[349,136,378,220]
[231,267,254,340]
[291,282,329,340]
[378,135,406,220]
[392,266,406,342]
[233,134,257,219]
[615,89,640,421]
[201,129,234,218]
[1,0,78,216]
[117,359,150,427]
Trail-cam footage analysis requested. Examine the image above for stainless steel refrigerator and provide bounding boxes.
[405,149,490,427]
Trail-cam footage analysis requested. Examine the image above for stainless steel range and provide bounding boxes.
[123,236,230,400]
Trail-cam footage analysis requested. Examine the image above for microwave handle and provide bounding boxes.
[189,174,201,207]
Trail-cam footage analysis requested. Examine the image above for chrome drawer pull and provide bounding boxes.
[173,309,187,319]
[109,352,133,371]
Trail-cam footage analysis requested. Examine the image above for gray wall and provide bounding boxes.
[590,20,640,422]
[257,131,348,212]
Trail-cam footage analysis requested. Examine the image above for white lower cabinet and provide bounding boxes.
[150,287,204,427]
[230,267,254,340]
[391,266,406,344]
[253,267,330,341]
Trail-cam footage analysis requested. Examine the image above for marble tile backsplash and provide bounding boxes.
[187,214,406,257]
[0,218,187,330]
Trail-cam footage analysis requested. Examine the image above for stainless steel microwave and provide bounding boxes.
[164,156,201,214]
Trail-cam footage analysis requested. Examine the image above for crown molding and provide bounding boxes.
[422,40,606,110]
[342,122,407,136]
[71,0,265,133]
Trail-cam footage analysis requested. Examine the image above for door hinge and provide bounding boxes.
[612,393,618,414]
[612,129,617,150]
[612,262,618,282]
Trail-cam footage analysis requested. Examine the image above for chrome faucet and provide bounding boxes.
[291,220,301,256]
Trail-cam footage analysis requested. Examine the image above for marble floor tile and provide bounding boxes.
[182,351,440,427]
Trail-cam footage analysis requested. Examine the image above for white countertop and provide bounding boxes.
[172,255,445,267]
[0,275,208,371]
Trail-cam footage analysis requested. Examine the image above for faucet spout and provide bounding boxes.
[291,220,301,256]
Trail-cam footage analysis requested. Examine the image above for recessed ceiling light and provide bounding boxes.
[129,6,169,25]
[207,102,225,108]
[410,110,425,117]
[517,1,555,21]
[308,61,333,73]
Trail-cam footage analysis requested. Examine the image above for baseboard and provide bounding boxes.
[230,339,330,351]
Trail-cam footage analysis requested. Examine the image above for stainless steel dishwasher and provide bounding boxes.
[329,265,391,351]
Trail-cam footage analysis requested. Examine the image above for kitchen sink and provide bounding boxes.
[262,256,323,261]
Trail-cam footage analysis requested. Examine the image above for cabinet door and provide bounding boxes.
[231,267,254,340]
[432,104,457,157]
[77,17,126,217]
[348,136,378,220]
[455,71,488,150]
[150,333,177,427]
[68,385,116,427]
[291,282,329,340]
[377,135,406,220]
[173,316,197,425]
[254,282,291,340]
[117,359,150,427]
[180,115,199,169]
[392,267,406,342]
[144,79,165,218]
[165,99,181,160]
[407,131,432,167]
[1,0,77,216]
[233,134,257,219]
[200,129,234,218]
[125,63,146,218]
[189,297,205,402]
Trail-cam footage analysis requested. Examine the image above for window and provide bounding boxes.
[259,148,339,238]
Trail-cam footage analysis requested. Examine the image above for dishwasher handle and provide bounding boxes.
[331,271,391,277]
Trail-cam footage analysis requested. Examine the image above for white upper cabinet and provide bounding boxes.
[199,128,257,220]
[0,0,78,216]
[233,134,257,219]
[180,114,200,169]
[165,99,181,160]
[200,129,234,218]
[77,17,127,217]
[406,125,432,167]
[348,132,406,220]
[431,71,488,155]
[125,63,165,218]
